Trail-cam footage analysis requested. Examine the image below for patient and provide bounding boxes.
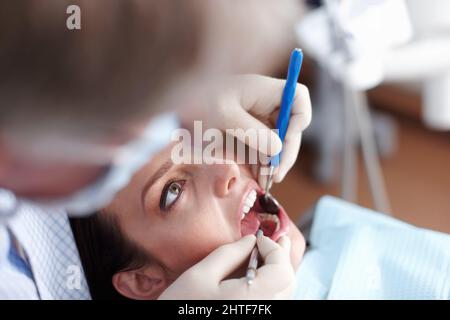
[70,143,305,300]
[71,141,450,300]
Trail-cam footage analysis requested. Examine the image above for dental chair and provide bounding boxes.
[294,195,450,299]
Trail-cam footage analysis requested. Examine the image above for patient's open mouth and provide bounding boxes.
[238,185,289,241]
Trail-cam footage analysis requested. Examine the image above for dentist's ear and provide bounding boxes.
[112,264,167,300]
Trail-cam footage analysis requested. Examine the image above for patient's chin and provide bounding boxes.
[287,220,305,271]
[226,223,304,281]
[225,263,248,281]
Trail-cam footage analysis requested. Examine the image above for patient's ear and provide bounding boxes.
[112,264,167,300]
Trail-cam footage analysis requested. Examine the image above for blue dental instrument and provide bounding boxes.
[264,48,303,198]
[247,49,304,286]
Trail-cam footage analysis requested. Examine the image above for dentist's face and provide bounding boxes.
[104,143,304,282]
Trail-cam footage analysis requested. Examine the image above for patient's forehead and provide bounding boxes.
[151,142,177,166]
[136,143,177,180]
[105,143,176,212]
[129,140,251,190]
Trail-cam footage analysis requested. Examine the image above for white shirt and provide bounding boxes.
[0,200,91,299]
[0,113,179,299]
[0,224,40,299]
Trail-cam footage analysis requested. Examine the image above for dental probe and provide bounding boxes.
[246,229,263,285]
[263,48,304,200]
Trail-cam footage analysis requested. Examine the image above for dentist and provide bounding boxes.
[0,1,311,299]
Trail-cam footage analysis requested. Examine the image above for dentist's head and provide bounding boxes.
[0,0,307,219]
[0,0,203,215]
[0,0,309,300]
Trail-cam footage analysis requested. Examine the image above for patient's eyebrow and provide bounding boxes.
[141,160,174,204]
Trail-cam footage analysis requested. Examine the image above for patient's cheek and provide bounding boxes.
[164,234,234,276]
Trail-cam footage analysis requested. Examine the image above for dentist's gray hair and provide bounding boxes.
[0,0,203,138]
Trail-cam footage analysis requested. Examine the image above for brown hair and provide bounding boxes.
[69,211,149,300]
[0,0,202,136]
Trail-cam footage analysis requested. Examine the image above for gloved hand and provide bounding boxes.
[158,234,296,300]
[205,74,312,184]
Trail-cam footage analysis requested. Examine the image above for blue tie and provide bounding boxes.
[7,230,34,280]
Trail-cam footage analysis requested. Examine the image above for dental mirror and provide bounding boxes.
[259,194,279,215]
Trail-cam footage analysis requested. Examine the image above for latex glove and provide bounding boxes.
[158,234,296,300]
[207,74,312,184]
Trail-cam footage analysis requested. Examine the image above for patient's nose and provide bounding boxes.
[212,163,240,198]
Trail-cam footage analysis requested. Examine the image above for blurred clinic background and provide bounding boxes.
[267,0,450,234]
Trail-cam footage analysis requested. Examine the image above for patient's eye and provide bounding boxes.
[160,180,185,211]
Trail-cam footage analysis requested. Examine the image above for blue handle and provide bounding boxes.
[270,48,303,167]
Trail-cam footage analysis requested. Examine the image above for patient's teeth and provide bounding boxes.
[241,213,245,220]
[241,189,259,217]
